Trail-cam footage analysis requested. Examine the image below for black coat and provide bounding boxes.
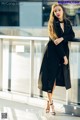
[38,19,75,93]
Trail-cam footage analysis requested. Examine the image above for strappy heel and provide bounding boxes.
[50,101,56,115]
[46,101,50,113]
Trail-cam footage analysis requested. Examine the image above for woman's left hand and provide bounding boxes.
[54,37,64,45]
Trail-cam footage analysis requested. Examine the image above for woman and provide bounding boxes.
[38,3,75,115]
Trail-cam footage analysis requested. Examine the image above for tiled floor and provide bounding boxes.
[0,98,80,120]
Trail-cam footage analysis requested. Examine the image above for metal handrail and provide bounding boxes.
[0,35,48,41]
[0,35,80,42]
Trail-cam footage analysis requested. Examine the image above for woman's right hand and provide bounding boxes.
[54,37,64,45]
[63,56,68,65]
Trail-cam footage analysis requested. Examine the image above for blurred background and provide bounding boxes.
[0,1,80,116]
[0,0,80,36]
[0,0,80,27]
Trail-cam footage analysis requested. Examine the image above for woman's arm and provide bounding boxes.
[55,42,66,59]
[55,42,68,65]
[54,20,75,44]
[63,20,75,42]
[63,26,75,42]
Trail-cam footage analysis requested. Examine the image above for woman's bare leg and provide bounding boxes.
[51,81,56,97]
[47,93,52,104]
[46,81,56,114]
[46,92,52,113]
[47,81,56,103]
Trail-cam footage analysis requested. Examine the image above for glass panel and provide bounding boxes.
[33,41,47,97]
[69,42,80,105]
[11,41,30,94]
[3,40,9,90]
[2,39,80,104]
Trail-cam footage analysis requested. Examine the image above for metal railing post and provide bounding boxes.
[8,41,12,91]
[30,40,34,97]
[0,39,3,91]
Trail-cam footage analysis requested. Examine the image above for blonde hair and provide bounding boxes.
[48,3,66,41]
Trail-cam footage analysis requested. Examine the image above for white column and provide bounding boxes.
[19,2,42,27]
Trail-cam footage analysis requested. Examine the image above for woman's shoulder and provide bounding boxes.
[64,18,72,25]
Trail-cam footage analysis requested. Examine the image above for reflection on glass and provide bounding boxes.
[2,39,80,104]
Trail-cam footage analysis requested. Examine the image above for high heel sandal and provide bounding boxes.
[50,102,56,115]
[46,101,50,113]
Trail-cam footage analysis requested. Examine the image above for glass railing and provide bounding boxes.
[0,35,80,105]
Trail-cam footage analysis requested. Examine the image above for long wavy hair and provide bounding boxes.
[48,3,66,41]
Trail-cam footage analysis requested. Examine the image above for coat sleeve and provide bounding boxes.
[55,42,66,59]
[49,38,66,59]
[63,21,75,43]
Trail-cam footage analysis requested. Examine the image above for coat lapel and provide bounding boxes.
[55,19,69,38]
[55,21,63,37]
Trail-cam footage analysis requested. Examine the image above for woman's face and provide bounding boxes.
[53,5,64,20]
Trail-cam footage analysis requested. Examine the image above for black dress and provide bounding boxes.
[38,19,75,93]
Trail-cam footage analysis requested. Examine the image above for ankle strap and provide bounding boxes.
[50,102,53,105]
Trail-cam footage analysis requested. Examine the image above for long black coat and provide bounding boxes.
[38,19,75,93]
